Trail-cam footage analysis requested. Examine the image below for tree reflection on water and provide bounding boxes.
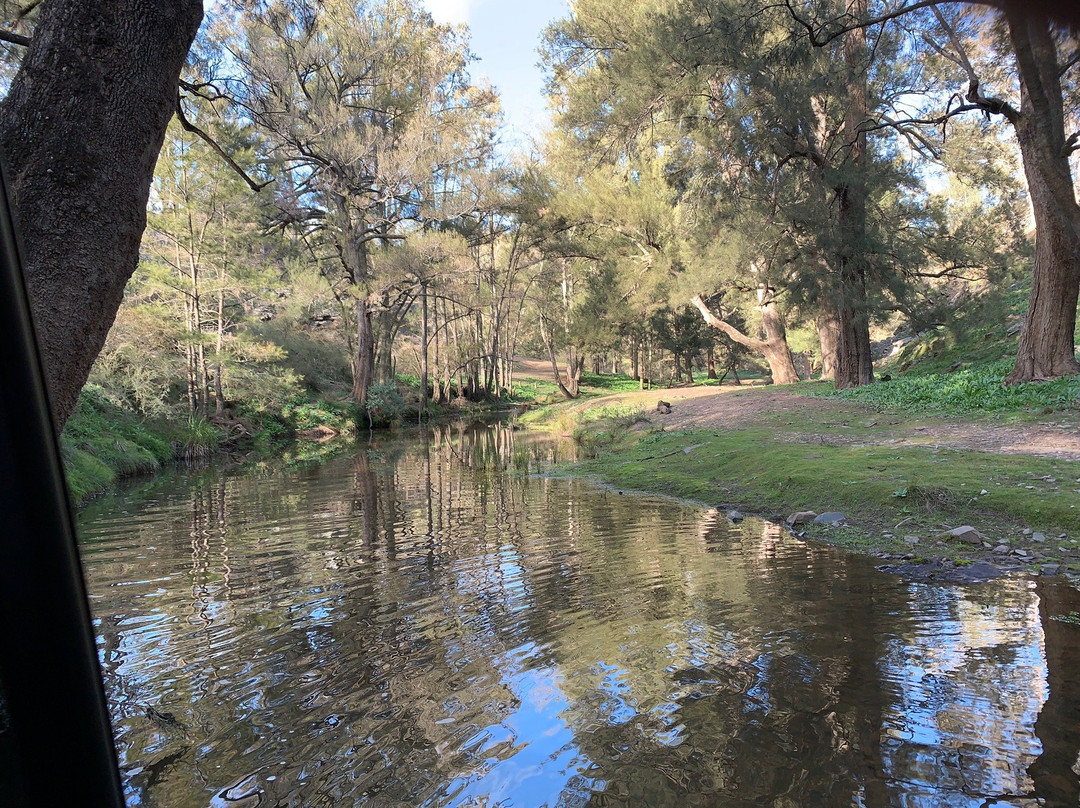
[76,421,1080,807]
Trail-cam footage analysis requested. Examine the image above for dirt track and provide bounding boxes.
[521,365,1080,461]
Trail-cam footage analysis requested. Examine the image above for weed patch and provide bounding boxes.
[815,359,1080,415]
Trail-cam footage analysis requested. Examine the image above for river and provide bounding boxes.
[75,421,1080,807]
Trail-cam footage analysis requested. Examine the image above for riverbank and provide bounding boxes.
[525,380,1080,576]
[60,382,530,505]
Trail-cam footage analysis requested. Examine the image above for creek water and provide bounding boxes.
[76,421,1080,807]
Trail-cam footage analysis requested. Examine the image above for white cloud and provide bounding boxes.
[421,0,481,25]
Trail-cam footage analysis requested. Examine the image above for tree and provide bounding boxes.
[0,0,204,430]
[786,1,1080,383]
[228,0,498,409]
[691,289,801,384]
[543,0,885,387]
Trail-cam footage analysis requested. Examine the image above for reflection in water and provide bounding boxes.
[76,422,1080,807]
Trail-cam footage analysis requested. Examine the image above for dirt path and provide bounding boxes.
[563,383,1080,461]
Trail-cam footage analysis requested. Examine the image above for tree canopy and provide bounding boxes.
[1,0,1077,429]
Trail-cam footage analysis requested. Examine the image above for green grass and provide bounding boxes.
[61,386,176,502]
[577,372,642,393]
[815,358,1080,415]
[573,424,1080,548]
[509,376,563,405]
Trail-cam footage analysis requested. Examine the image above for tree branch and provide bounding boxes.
[784,0,1005,47]
[0,29,29,47]
[690,295,767,351]
[175,92,273,193]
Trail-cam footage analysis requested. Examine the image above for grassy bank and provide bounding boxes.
[529,366,1080,571]
[60,385,365,504]
[60,370,582,506]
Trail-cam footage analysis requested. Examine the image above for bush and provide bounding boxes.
[168,417,221,461]
[362,382,406,428]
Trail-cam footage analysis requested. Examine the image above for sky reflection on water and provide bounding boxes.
[76,422,1080,807]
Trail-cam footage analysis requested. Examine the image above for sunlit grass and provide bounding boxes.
[814,359,1080,415]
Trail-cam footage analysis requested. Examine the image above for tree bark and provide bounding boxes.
[815,308,840,381]
[691,294,800,384]
[834,0,874,389]
[0,0,204,430]
[419,282,429,417]
[539,315,576,399]
[352,297,375,409]
[1004,6,1080,383]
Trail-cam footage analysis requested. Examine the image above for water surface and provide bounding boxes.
[77,422,1080,807]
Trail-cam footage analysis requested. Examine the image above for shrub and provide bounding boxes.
[363,383,406,428]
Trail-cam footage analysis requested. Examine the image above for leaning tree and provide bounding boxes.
[0,0,204,429]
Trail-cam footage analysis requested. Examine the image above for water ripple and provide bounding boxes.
[77,427,1080,807]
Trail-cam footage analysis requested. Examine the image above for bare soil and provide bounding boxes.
[562,382,1080,461]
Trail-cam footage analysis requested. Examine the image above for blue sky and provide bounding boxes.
[421,0,571,151]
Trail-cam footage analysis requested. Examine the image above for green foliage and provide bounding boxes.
[252,318,353,396]
[820,359,1080,415]
[363,383,406,428]
[510,377,563,405]
[165,417,222,461]
[282,397,357,434]
[60,386,175,502]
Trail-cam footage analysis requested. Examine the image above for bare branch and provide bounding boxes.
[0,28,29,47]
[175,92,273,193]
[690,294,767,352]
[783,0,1000,48]
[16,0,41,19]
[1063,131,1080,156]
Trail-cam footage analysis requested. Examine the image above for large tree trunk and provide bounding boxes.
[419,282,429,417]
[352,297,375,408]
[816,308,840,381]
[834,0,874,390]
[1004,7,1080,384]
[691,294,800,385]
[565,348,584,397]
[0,0,204,431]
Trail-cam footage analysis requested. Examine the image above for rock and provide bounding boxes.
[727,510,744,523]
[876,559,1003,583]
[813,511,846,526]
[1041,564,1062,576]
[903,535,920,545]
[980,489,989,495]
[1032,532,1046,543]
[1022,528,1033,536]
[940,525,983,545]
[1059,533,1068,539]
[993,545,1010,554]
[882,532,894,539]
[786,510,817,526]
